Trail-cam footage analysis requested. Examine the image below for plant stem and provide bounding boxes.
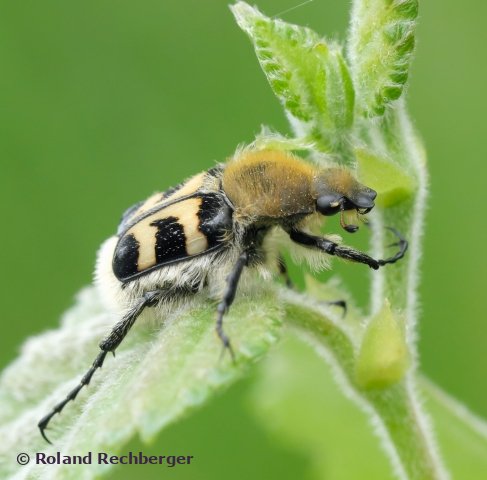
[362,102,449,478]
[283,136,450,477]
[285,295,449,479]
[364,380,448,480]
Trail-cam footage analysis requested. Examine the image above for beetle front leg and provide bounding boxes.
[378,227,408,266]
[288,229,407,269]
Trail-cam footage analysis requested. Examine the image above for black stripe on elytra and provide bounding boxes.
[114,193,232,284]
[113,233,140,280]
[198,193,233,246]
[117,193,200,238]
[151,216,188,264]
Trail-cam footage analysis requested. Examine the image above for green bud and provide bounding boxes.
[355,300,409,389]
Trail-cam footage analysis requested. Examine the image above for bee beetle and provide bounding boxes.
[38,148,407,442]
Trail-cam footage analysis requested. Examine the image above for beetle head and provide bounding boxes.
[314,168,377,233]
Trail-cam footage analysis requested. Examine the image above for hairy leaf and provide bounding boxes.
[0,285,283,479]
[231,1,354,153]
[348,0,419,117]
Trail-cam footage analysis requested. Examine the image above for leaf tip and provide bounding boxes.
[230,1,263,31]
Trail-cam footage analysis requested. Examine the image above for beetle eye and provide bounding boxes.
[316,194,342,216]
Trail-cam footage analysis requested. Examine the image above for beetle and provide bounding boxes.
[38,147,407,442]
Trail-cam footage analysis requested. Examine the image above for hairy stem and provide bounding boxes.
[284,291,448,479]
[364,383,447,479]
[363,102,448,479]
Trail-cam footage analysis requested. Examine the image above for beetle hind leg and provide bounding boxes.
[38,289,162,444]
[38,350,109,444]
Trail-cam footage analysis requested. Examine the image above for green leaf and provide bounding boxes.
[0,285,283,479]
[231,2,354,153]
[348,0,419,117]
[249,334,487,480]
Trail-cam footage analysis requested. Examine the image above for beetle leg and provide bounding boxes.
[378,227,409,266]
[278,253,345,314]
[38,290,162,444]
[288,229,407,269]
[321,299,347,317]
[216,251,249,362]
[278,254,294,289]
[288,229,380,269]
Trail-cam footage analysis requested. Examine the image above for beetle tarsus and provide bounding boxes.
[378,227,408,266]
[323,299,347,318]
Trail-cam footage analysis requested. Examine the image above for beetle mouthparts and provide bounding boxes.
[340,205,359,233]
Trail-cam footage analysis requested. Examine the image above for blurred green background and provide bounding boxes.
[1,1,486,479]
